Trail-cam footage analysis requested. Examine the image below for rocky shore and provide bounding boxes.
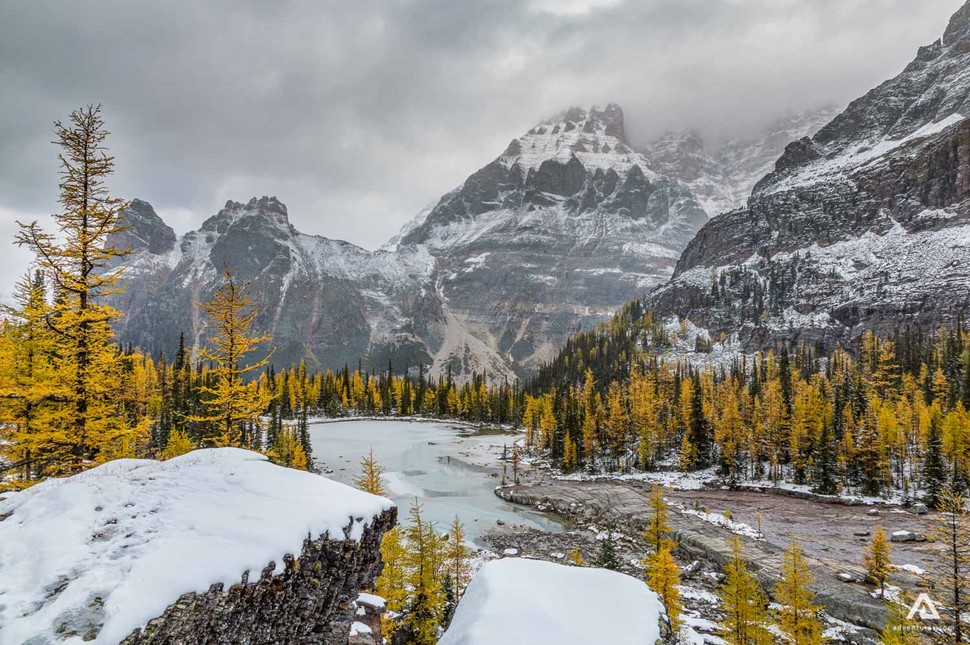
[489,479,943,644]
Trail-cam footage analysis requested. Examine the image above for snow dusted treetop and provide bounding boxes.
[0,448,393,644]
[439,558,663,645]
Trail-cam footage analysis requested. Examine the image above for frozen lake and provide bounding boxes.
[309,419,564,543]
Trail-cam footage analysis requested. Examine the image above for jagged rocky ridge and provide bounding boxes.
[110,197,439,372]
[111,106,709,379]
[646,0,970,352]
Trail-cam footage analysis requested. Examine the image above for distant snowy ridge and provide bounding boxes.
[112,105,712,381]
[111,101,834,381]
[642,105,842,217]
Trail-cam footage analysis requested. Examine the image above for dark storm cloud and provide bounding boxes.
[0,0,963,289]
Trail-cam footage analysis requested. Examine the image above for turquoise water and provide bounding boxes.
[309,419,563,543]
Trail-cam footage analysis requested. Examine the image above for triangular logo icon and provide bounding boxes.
[907,593,941,621]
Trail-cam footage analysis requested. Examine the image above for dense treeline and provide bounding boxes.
[0,268,523,489]
[526,304,970,505]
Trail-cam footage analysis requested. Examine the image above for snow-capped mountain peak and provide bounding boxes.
[499,103,655,181]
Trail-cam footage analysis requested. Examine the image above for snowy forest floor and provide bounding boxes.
[485,478,944,644]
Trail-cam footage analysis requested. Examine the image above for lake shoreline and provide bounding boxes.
[308,419,562,543]
[307,414,514,431]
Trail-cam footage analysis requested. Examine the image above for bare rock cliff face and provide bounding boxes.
[121,508,396,645]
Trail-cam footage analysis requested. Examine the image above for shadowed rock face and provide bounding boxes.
[110,105,709,380]
[121,508,396,645]
[114,200,177,256]
[646,0,970,351]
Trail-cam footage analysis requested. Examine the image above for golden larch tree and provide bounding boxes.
[403,499,446,644]
[445,516,471,596]
[923,486,969,644]
[645,483,673,552]
[354,448,387,496]
[773,537,824,645]
[862,525,892,597]
[161,428,194,460]
[568,546,585,566]
[191,266,273,447]
[268,425,308,470]
[376,526,409,643]
[15,104,136,474]
[646,545,683,631]
[719,536,771,645]
[0,271,64,485]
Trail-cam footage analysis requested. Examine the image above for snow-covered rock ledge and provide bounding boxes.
[0,448,396,644]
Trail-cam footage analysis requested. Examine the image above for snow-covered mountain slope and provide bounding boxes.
[642,105,841,217]
[114,105,708,380]
[396,104,707,376]
[646,0,970,352]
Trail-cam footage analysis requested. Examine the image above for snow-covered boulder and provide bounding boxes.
[439,558,663,645]
[890,529,927,543]
[0,448,395,644]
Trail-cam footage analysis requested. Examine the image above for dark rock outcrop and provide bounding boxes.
[115,199,177,256]
[121,508,396,645]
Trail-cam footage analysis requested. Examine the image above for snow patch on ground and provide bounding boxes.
[672,502,764,540]
[350,621,372,636]
[742,478,905,505]
[556,467,717,491]
[439,558,662,645]
[677,586,720,605]
[0,449,393,644]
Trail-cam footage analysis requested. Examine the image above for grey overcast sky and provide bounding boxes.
[0,0,964,294]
